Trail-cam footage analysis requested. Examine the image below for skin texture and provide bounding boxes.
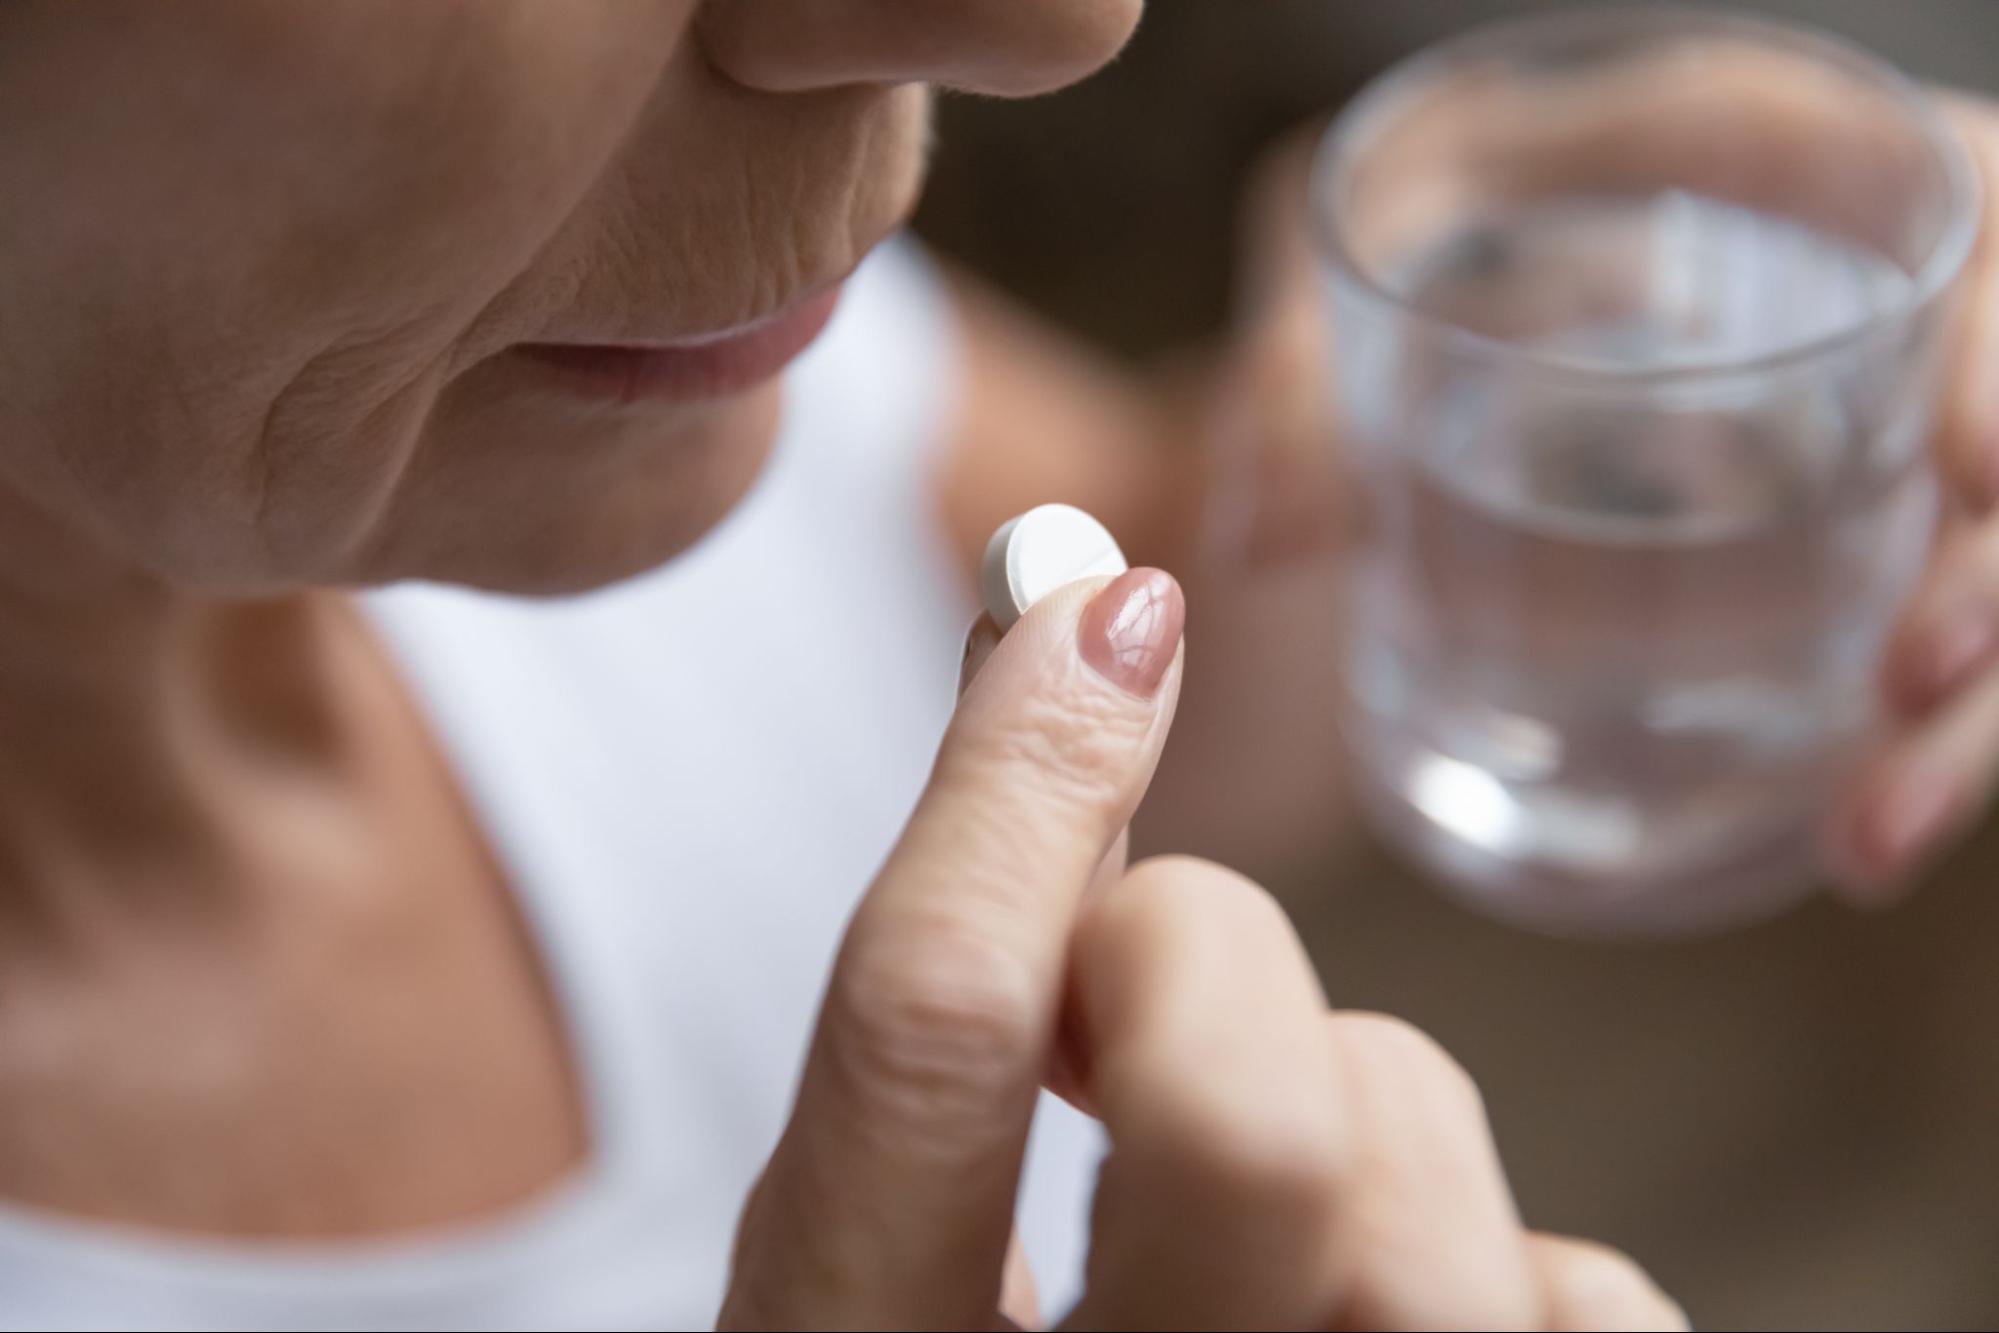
[0,2,901,592]
[724,579,1683,1330]
[0,0,1146,1245]
[26,0,1976,1325]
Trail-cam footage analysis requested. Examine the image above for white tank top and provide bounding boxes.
[0,241,1105,1331]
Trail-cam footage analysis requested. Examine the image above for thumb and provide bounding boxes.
[722,568,1186,1331]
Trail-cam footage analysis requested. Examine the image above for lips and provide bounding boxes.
[508,285,843,405]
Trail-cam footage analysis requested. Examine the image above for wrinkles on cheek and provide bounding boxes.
[504,78,932,348]
[247,332,455,580]
[844,83,934,263]
[0,5,706,590]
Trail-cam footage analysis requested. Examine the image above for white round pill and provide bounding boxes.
[981,503,1128,631]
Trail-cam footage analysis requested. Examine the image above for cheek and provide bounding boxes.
[2,3,924,595]
[0,3,691,588]
[320,80,932,593]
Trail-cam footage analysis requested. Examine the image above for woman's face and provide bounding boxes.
[0,2,1140,594]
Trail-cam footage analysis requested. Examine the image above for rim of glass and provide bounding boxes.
[1311,4,1982,387]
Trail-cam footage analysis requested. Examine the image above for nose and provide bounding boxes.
[698,0,1144,98]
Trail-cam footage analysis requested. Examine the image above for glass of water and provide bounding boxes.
[1316,7,1980,934]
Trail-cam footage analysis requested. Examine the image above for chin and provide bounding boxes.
[355,379,785,596]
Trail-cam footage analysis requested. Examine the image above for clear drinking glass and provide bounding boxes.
[1315,7,1980,934]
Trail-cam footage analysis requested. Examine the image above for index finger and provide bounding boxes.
[730,568,1184,1330]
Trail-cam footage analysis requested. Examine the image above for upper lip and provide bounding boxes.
[504,282,845,405]
[516,211,907,353]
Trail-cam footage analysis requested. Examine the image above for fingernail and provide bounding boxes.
[1079,568,1184,698]
[1865,773,1960,879]
[1921,612,1998,703]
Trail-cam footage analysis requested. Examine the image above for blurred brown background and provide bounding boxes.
[917,4,1999,1329]
[918,0,1999,357]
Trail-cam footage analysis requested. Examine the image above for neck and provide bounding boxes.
[0,485,348,900]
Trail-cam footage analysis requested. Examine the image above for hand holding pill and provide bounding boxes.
[720,512,1682,1330]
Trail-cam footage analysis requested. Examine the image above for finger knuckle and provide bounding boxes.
[1097,859,1345,1226]
[1110,853,1295,935]
[1335,1011,1489,1126]
[827,923,1041,1148]
[1201,1105,1349,1243]
[1214,1104,1350,1227]
[1121,851,1268,899]
[1542,1239,1688,1331]
[1133,1063,1350,1239]
[947,683,1154,827]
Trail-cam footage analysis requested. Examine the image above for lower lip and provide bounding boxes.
[510,286,843,405]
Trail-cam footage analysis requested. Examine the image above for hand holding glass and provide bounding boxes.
[1317,9,1980,933]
